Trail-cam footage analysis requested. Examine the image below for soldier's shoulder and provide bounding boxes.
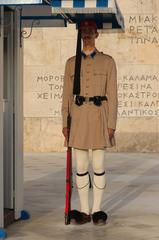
[99,51,114,59]
[66,55,76,64]
[99,52,116,65]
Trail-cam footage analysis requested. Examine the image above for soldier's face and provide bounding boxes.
[81,27,98,44]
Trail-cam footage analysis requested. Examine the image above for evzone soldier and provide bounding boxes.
[62,19,118,225]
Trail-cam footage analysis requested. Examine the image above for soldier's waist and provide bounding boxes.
[74,95,108,106]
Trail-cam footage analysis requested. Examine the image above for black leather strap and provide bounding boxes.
[76,95,107,102]
[75,95,108,106]
[94,171,105,176]
[76,171,89,176]
[89,96,107,101]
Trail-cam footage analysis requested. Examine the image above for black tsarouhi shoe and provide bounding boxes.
[92,211,108,226]
[68,210,91,225]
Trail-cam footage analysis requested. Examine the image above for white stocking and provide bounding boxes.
[74,148,90,214]
[92,149,106,214]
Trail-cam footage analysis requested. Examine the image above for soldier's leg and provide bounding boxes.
[92,149,106,214]
[74,148,90,214]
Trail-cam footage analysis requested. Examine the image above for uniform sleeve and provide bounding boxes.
[61,59,73,128]
[106,57,118,130]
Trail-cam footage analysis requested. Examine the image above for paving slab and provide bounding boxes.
[5,152,159,240]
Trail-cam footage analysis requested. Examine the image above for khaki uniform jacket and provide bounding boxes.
[61,49,118,149]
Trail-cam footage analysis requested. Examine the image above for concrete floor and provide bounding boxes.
[6,152,159,240]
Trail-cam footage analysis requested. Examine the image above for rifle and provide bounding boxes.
[65,28,81,224]
[64,114,72,225]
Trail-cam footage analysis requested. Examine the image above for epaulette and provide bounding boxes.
[100,51,113,59]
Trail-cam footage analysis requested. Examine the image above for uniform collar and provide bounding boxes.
[81,48,97,59]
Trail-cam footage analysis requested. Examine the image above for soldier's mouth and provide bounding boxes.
[83,36,91,40]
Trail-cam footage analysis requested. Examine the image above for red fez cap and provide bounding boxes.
[79,19,97,29]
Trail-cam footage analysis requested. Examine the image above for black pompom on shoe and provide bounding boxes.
[92,211,108,226]
[68,210,91,225]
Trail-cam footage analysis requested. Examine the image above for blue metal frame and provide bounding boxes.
[73,0,84,8]
[96,0,108,7]
[52,0,61,7]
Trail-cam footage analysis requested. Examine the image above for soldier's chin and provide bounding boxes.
[83,38,91,43]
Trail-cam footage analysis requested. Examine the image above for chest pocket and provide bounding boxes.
[93,70,106,77]
[93,70,107,88]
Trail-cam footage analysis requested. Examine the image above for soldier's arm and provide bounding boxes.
[106,57,118,130]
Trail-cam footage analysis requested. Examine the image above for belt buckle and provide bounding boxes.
[85,97,89,103]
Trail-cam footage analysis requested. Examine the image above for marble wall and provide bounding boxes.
[24,0,159,152]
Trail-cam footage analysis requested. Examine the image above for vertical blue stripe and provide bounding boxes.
[73,0,85,8]
[52,0,61,7]
[96,0,108,7]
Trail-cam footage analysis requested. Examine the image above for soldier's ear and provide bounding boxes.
[95,31,99,38]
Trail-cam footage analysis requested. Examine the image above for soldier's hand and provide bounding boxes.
[108,128,115,140]
[62,127,69,142]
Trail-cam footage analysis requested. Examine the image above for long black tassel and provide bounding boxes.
[73,29,82,95]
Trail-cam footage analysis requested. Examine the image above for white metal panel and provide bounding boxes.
[0,6,4,228]
[13,9,24,220]
[0,0,42,4]
[62,0,72,8]
[3,10,14,209]
[85,0,96,8]
[108,0,116,9]
[51,7,113,14]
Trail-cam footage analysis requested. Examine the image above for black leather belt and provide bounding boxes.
[75,95,108,106]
